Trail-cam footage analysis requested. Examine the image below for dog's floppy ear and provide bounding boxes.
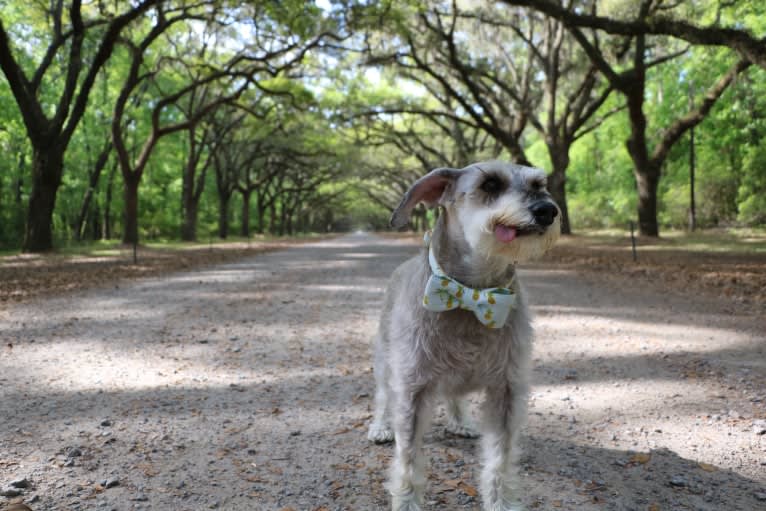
[390,167,462,229]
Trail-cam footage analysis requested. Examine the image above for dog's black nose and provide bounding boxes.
[530,201,558,227]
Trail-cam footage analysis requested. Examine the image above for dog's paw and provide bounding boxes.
[445,420,480,439]
[391,494,423,511]
[483,501,525,511]
[482,494,525,511]
[368,423,395,444]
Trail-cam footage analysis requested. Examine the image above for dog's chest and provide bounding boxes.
[423,308,524,377]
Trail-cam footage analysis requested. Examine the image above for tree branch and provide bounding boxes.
[499,0,766,70]
[650,58,751,166]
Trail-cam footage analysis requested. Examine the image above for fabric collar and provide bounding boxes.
[422,231,516,328]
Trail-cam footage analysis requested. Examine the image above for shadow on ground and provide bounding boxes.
[1,233,764,510]
[2,372,764,510]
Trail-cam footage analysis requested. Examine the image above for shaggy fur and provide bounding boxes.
[368,161,560,511]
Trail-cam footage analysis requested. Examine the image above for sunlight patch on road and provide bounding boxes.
[338,252,382,258]
[3,340,364,394]
[305,283,383,294]
[532,308,755,357]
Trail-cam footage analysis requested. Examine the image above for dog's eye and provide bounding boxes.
[530,179,545,192]
[480,176,504,194]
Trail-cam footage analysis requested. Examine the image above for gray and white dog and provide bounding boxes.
[368,161,560,511]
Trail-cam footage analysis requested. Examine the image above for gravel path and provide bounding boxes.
[1,233,764,511]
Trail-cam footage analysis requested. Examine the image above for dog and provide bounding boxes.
[368,161,560,511]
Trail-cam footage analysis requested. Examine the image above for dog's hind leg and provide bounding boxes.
[444,397,479,438]
[388,386,432,511]
[368,335,395,443]
[479,383,528,511]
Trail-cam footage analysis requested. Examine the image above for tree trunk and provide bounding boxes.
[624,81,661,238]
[103,161,116,240]
[286,201,298,235]
[241,189,251,237]
[635,170,660,237]
[278,199,287,236]
[269,203,279,234]
[74,144,111,241]
[90,205,102,240]
[624,78,661,237]
[180,199,198,241]
[23,147,64,252]
[269,201,277,235]
[218,192,230,239]
[547,150,571,235]
[180,134,205,242]
[122,175,140,245]
[181,157,196,241]
[13,152,25,242]
[74,187,94,242]
[255,192,265,234]
[688,126,696,231]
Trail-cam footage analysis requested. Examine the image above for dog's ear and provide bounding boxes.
[390,167,461,229]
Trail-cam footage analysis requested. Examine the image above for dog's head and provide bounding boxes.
[391,161,560,263]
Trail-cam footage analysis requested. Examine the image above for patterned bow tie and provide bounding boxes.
[422,232,516,329]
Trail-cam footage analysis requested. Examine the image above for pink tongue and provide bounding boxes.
[494,224,517,243]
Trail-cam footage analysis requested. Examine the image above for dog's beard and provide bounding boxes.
[478,214,560,264]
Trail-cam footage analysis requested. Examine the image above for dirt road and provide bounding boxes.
[1,233,764,510]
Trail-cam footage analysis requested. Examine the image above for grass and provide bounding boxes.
[562,227,766,255]
[2,228,765,260]
[0,232,332,260]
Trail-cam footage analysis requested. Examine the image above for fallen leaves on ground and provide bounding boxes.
[630,453,652,465]
[0,239,327,305]
[438,478,479,497]
[542,235,766,311]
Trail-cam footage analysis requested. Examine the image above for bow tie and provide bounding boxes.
[422,232,516,329]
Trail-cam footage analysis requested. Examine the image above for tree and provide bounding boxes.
[111,2,338,244]
[234,134,283,237]
[463,4,617,234]
[500,0,766,70]
[362,3,535,165]
[0,112,28,245]
[72,139,111,241]
[0,0,160,251]
[485,0,752,235]
[351,111,499,229]
[110,3,250,245]
[559,1,751,235]
[359,1,616,233]
[208,108,247,239]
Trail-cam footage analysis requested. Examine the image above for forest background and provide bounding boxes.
[0,0,764,253]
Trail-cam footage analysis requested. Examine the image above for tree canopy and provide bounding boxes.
[0,0,764,251]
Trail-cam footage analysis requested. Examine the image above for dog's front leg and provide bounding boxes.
[479,383,528,511]
[368,336,395,443]
[388,386,431,511]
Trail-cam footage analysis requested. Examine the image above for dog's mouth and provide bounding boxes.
[493,223,545,243]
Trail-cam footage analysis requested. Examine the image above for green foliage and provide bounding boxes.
[0,0,764,251]
[560,38,766,231]
[738,144,766,224]
[0,84,28,246]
